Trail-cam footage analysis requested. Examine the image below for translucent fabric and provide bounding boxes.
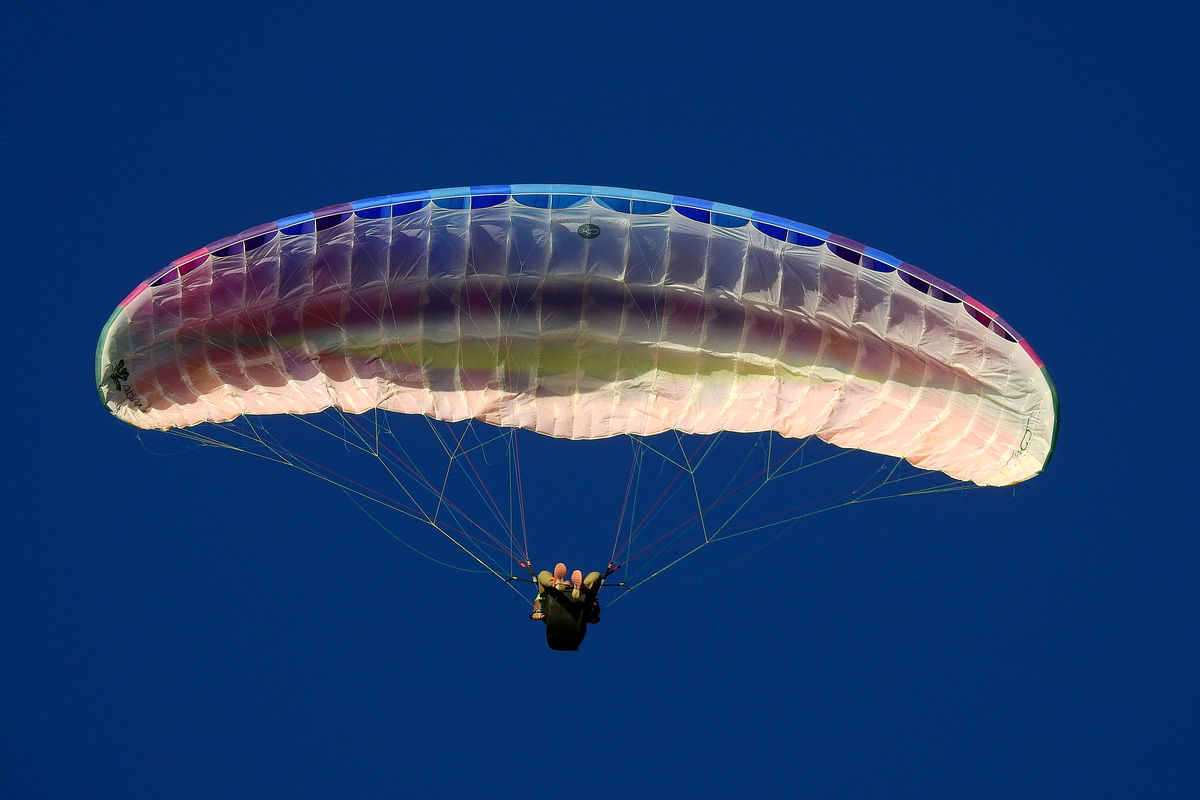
[97,185,1057,486]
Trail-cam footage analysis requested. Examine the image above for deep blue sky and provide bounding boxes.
[4,2,1196,797]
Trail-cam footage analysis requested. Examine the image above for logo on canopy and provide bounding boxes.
[108,360,129,388]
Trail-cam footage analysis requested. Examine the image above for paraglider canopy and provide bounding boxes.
[96,184,1057,488]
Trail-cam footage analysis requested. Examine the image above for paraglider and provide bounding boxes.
[96,184,1058,649]
[527,562,607,651]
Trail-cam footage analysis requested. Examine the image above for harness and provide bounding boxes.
[518,562,620,651]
